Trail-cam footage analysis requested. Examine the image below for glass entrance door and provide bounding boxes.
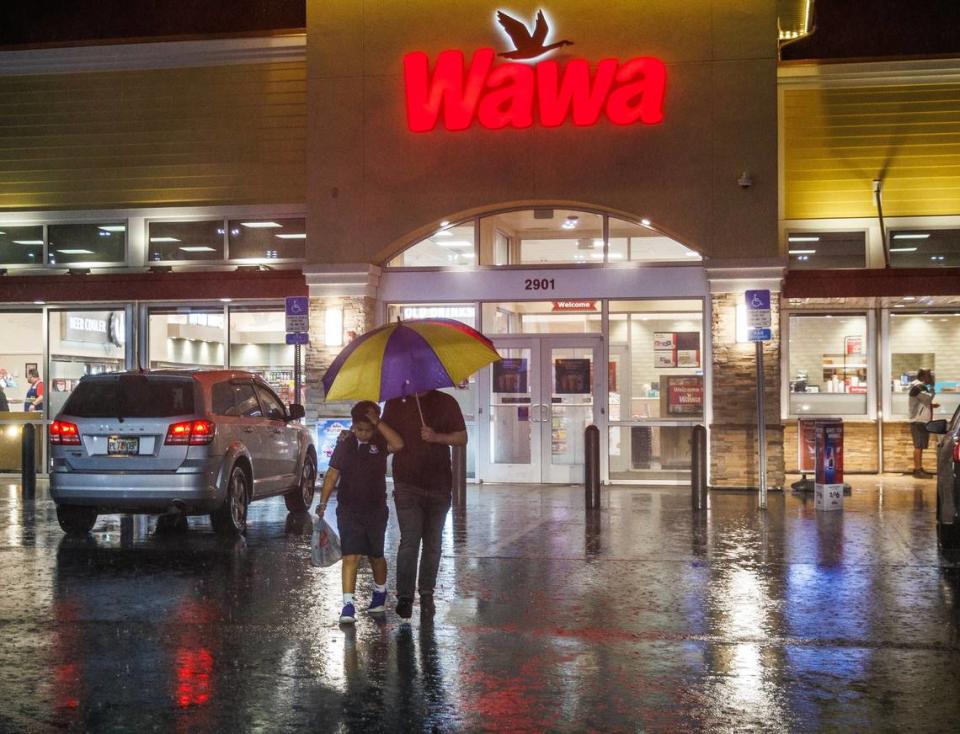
[479,335,602,484]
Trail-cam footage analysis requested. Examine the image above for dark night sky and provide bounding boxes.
[782,0,960,60]
[1,1,959,59]
[0,1,305,46]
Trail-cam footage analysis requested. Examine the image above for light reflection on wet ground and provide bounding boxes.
[0,475,958,732]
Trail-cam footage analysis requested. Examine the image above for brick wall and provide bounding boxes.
[304,295,377,421]
[883,421,928,473]
[710,293,785,489]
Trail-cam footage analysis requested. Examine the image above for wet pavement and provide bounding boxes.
[0,475,959,733]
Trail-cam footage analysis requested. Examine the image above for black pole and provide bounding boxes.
[584,424,600,509]
[294,342,302,407]
[690,424,708,510]
[21,422,36,498]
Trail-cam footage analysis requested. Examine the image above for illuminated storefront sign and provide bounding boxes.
[403,9,666,132]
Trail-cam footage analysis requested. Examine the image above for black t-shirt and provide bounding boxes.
[329,433,388,510]
[382,390,466,494]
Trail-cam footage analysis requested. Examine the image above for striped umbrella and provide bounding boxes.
[321,318,501,413]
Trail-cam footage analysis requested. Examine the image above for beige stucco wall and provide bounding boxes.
[308,0,778,264]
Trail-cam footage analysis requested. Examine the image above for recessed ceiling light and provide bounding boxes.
[640,218,651,227]
[788,236,820,242]
[179,246,216,252]
[13,240,43,245]
[98,225,126,232]
[33,300,45,305]
[55,249,94,254]
[150,237,180,243]
[902,296,916,301]
[789,249,816,255]
[893,233,930,239]
[440,220,450,227]
[685,251,700,257]
[240,221,282,228]
[220,298,233,303]
[889,247,917,253]
[275,233,306,239]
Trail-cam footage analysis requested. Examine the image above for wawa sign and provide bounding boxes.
[404,9,667,133]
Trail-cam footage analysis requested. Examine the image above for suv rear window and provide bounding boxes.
[62,376,195,418]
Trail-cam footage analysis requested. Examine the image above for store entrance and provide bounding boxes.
[478,335,603,484]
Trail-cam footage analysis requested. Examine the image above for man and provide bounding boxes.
[0,371,9,412]
[25,368,44,412]
[382,389,467,619]
[908,368,939,478]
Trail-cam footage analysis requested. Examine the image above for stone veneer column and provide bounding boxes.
[710,290,785,490]
[303,265,381,421]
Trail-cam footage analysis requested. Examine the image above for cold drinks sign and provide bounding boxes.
[403,9,667,132]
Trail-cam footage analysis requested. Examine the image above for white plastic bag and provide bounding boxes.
[311,517,342,567]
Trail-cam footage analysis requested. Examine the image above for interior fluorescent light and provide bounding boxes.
[55,249,94,254]
[98,225,126,232]
[593,238,604,247]
[788,249,816,255]
[275,233,306,239]
[889,247,917,253]
[240,221,282,228]
[893,233,930,239]
[150,237,180,243]
[179,246,216,252]
[13,240,43,245]
[902,296,916,301]
[788,236,820,242]
[436,240,473,248]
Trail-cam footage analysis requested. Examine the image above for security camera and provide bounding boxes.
[737,171,753,188]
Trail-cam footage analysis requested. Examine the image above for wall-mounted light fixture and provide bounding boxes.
[324,306,343,347]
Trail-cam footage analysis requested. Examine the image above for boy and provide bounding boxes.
[317,400,403,624]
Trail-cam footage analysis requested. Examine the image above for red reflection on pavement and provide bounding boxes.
[175,648,213,708]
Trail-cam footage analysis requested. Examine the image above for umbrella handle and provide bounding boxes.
[414,392,425,427]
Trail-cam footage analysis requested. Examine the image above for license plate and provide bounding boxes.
[108,436,139,456]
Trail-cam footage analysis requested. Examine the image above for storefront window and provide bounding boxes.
[889,229,960,268]
[608,217,701,263]
[48,308,127,416]
[47,223,126,265]
[0,225,44,266]
[148,309,226,369]
[387,222,476,267]
[607,300,703,481]
[0,310,44,471]
[787,231,866,269]
[482,301,602,334]
[227,218,306,261]
[788,314,869,415]
[228,309,297,404]
[148,220,225,262]
[889,312,960,417]
[480,209,604,265]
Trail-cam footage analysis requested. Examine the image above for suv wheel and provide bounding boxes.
[211,465,249,536]
[56,505,98,535]
[284,454,317,513]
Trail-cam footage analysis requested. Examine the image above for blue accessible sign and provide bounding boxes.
[745,289,772,341]
[285,332,309,345]
[285,296,309,334]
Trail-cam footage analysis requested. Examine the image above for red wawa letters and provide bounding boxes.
[404,48,666,133]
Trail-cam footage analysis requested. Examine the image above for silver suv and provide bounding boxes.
[49,370,316,536]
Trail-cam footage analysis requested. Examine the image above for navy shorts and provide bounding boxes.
[336,506,388,558]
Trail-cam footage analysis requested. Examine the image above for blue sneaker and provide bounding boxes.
[367,590,387,613]
[339,602,356,624]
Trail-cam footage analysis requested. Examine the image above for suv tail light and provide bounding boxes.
[165,419,216,446]
[50,420,81,445]
[954,440,960,463]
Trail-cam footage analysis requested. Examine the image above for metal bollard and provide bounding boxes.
[584,425,601,509]
[690,424,708,510]
[21,422,36,498]
[451,443,467,508]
